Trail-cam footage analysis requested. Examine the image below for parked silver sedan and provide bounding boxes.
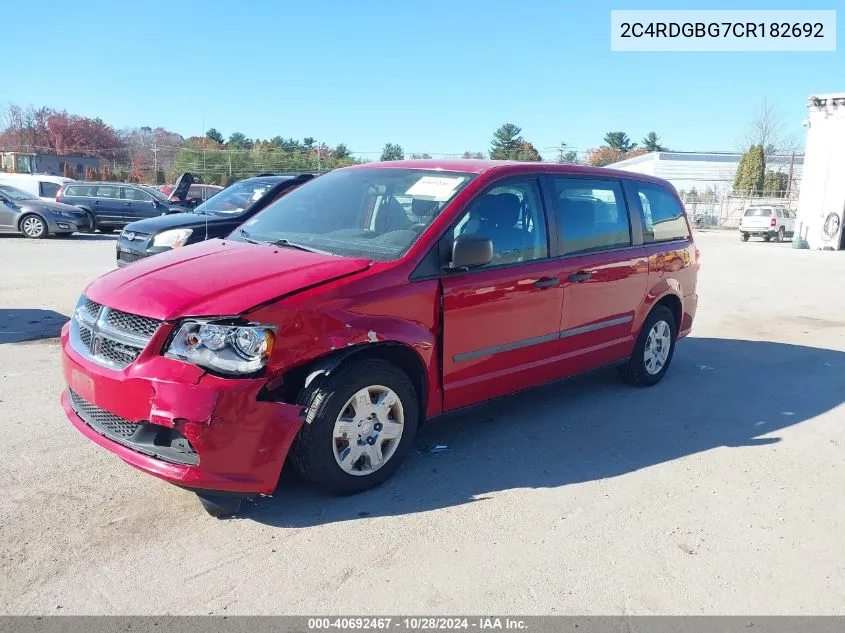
[0,184,85,238]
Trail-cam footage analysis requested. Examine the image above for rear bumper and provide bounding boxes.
[740,227,775,236]
[59,323,305,495]
[678,293,698,339]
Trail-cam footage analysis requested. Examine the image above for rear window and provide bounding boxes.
[744,208,772,217]
[39,182,61,198]
[63,185,94,196]
[630,182,690,243]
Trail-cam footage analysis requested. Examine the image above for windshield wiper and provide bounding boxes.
[238,230,326,254]
[238,228,263,244]
[270,238,326,254]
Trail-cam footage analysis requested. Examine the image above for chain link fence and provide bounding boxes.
[682,190,799,229]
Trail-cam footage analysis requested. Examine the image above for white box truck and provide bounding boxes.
[795,93,845,250]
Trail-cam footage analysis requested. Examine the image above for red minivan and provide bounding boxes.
[59,160,699,515]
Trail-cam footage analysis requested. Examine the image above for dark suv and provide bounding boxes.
[56,182,187,233]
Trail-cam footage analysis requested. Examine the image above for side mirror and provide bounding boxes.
[446,234,493,270]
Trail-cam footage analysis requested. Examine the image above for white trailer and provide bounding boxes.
[795,93,845,249]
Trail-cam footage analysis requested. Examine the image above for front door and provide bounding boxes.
[91,185,123,226]
[549,176,649,373]
[0,192,18,230]
[441,176,565,411]
[121,187,159,221]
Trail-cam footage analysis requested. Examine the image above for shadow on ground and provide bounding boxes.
[248,337,845,526]
[0,233,116,241]
[0,308,69,343]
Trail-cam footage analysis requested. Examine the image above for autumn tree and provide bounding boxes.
[641,131,666,152]
[515,141,542,162]
[380,143,404,161]
[584,147,647,167]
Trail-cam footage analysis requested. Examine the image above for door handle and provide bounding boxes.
[123,203,132,206]
[534,277,559,288]
[568,271,592,283]
[92,200,100,205]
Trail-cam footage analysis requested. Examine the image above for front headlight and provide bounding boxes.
[153,228,193,248]
[165,319,277,375]
[48,208,73,218]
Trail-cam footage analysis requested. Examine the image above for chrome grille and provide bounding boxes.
[69,295,162,369]
[83,298,102,317]
[106,309,160,338]
[68,389,139,439]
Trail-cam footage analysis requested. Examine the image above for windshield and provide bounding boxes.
[0,185,37,201]
[193,178,280,215]
[234,168,475,261]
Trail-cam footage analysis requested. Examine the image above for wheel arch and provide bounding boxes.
[17,212,48,234]
[263,341,429,423]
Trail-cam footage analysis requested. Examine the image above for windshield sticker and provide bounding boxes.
[405,176,465,201]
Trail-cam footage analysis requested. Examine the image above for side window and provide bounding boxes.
[631,182,689,243]
[94,186,120,199]
[122,187,152,202]
[39,182,61,198]
[552,178,630,256]
[65,185,93,197]
[451,178,548,266]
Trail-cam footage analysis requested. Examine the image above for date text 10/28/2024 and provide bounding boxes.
[308,618,528,630]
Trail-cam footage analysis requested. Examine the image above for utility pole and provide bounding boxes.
[786,151,795,198]
[151,142,159,175]
[557,142,568,163]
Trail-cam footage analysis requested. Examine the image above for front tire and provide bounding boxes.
[98,226,115,234]
[20,214,47,239]
[618,305,677,387]
[775,227,785,242]
[290,358,420,495]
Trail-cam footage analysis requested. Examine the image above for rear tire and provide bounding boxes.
[741,232,749,242]
[763,234,771,242]
[776,227,785,242]
[618,305,677,387]
[290,358,420,495]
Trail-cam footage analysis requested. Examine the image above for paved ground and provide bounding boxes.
[2,230,845,615]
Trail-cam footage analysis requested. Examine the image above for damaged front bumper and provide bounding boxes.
[59,323,304,495]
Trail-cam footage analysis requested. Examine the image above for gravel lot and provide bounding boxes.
[1,230,844,615]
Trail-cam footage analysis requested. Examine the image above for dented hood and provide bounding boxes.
[85,239,372,320]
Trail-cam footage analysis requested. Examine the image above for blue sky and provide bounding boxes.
[3,0,842,159]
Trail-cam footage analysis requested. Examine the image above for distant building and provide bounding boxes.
[794,93,845,250]
[607,151,803,196]
[0,151,101,177]
[37,154,101,177]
